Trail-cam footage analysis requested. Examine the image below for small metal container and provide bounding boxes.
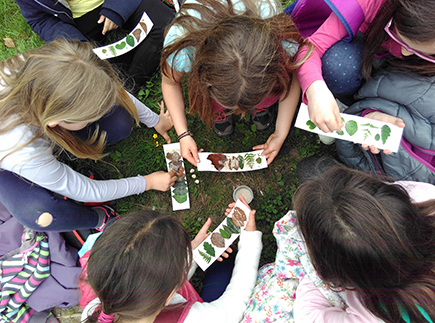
[233,185,254,204]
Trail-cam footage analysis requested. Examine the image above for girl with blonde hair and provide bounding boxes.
[0,39,177,232]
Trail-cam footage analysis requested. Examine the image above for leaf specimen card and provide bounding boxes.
[93,12,153,60]
[163,143,190,211]
[197,151,268,172]
[295,103,404,153]
[193,199,251,271]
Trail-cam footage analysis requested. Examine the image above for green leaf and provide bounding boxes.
[238,155,244,169]
[203,242,215,257]
[220,228,230,239]
[345,120,358,136]
[226,217,240,233]
[199,250,211,263]
[126,34,135,47]
[173,194,187,204]
[109,46,116,56]
[361,123,379,129]
[306,120,316,130]
[375,133,380,141]
[381,125,391,144]
[336,130,344,135]
[115,41,126,49]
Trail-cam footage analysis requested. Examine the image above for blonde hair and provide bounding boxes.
[0,39,139,160]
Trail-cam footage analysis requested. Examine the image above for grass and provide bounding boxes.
[0,0,336,266]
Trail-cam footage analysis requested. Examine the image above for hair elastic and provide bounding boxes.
[177,131,193,141]
[98,311,115,323]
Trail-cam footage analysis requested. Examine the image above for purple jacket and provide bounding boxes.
[14,0,142,42]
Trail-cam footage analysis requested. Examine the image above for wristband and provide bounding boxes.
[177,131,193,141]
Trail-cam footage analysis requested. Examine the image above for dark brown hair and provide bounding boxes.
[363,0,435,79]
[84,210,192,322]
[294,167,435,322]
[161,0,310,125]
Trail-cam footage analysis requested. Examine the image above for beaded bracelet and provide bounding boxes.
[177,131,193,141]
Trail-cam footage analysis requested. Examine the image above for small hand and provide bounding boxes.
[361,111,405,155]
[191,217,232,261]
[144,170,178,191]
[154,100,173,143]
[225,195,257,231]
[97,15,118,35]
[306,81,343,133]
[253,132,285,165]
[180,135,201,166]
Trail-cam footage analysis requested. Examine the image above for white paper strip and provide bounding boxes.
[93,12,153,60]
[193,199,250,271]
[197,151,267,172]
[295,103,404,153]
[163,143,190,211]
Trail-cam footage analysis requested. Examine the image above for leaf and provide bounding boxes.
[198,250,211,263]
[109,46,116,56]
[244,153,255,168]
[219,228,230,239]
[345,120,358,136]
[375,133,380,141]
[173,194,187,204]
[306,120,316,130]
[3,38,15,48]
[381,125,391,144]
[361,123,379,129]
[238,155,244,169]
[115,41,126,49]
[336,130,344,135]
[203,242,215,257]
[126,34,135,47]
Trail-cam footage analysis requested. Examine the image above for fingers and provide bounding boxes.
[217,247,233,262]
[198,217,212,236]
[252,144,266,151]
[162,132,171,144]
[244,210,257,231]
[97,15,104,24]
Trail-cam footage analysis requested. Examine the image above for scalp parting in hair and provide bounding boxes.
[294,167,435,322]
[0,39,139,160]
[85,210,192,322]
[161,0,309,125]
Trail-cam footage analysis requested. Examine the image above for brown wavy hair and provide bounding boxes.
[161,0,311,125]
[294,167,435,323]
[84,210,192,322]
[0,39,139,161]
[363,0,435,79]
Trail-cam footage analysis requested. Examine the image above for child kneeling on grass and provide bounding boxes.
[81,196,262,323]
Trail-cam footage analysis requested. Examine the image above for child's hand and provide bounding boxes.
[180,136,202,166]
[253,132,285,165]
[361,111,405,155]
[306,81,343,133]
[191,217,232,261]
[144,170,178,191]
[154,101,173,143]
[97,15,118,35]
[225,195,257,231]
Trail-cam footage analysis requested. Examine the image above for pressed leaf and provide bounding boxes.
[203,242,215,257]
[345,120,358,136]
[381,125,391,144]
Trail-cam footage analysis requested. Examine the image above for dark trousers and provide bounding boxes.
[74,0,175,92]
[0,106,134,232]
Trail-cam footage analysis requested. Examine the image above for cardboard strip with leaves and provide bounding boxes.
[163,143,190,211]
[197,151,267,172]
[193,199,250,271]
[295,103,403,153]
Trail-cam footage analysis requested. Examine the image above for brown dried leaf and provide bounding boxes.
[3,38,16,48]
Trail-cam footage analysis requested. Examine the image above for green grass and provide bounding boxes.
[0,0,336,266]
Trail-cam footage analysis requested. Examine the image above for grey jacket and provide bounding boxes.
[336,69,435,183]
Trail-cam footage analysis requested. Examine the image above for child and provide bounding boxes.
[161,0,311,166]
[15,0,176,92]
[294,167,435,322]
[0,39,178,232]
[291,0,435,134]
[243,166,435,322]
[81,197,262,323]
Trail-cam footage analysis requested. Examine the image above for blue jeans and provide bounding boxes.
[0,105,134,232]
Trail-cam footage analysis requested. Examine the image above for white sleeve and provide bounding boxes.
[1,131,147,203]
[127,92,159,128]
[185,230,262,323]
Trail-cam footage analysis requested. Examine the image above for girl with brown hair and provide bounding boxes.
[0,39,177,232]
[292,166,435,322]
[161,0,311,166]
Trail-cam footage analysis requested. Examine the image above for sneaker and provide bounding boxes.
[251,109,274,131]
[212,113,235,137]
[93,205,120,232]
